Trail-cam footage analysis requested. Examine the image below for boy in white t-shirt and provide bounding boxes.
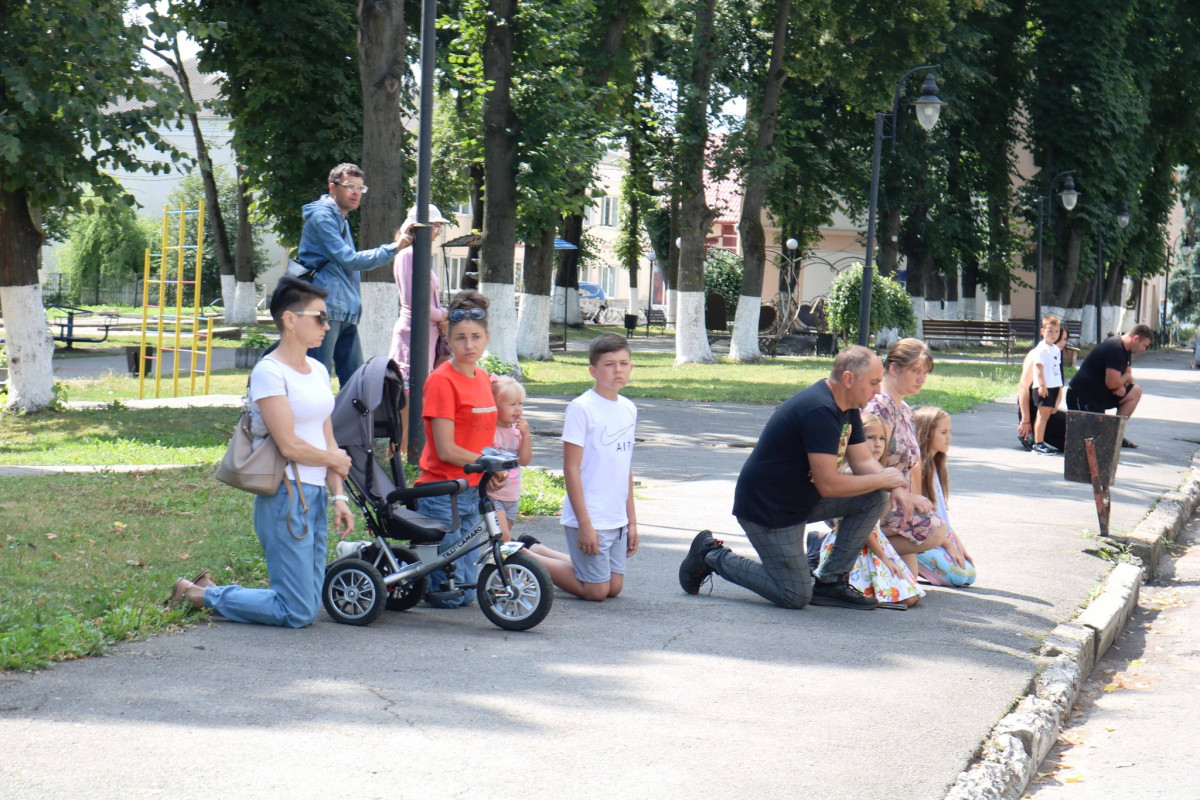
[1031,315,1064,455]
[523,334,639,601]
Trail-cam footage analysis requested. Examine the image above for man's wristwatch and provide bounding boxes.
[331,494,349,504]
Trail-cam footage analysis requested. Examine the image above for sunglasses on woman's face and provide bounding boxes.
[292,310,330,325]
[448,307,487,322]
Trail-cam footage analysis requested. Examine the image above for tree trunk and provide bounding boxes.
[466,163,484,289]
[164,42,235,283]
[731,0,789,364]
[517,226,556,359]
[878,203,902,277]
[1053,227,1084,310]
[553,213,583,324]
[673,0,718,365]
[480,0,519,365]
[357,0,407,360]
[227,165,259,325]
[0,187,55,413]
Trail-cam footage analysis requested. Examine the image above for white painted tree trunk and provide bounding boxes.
[516,292,552,360]
[985,298,1001,321]
[910,296,928,321]
[481,281,518,366]
[566,287,582,325]
[359,281,399,361]
[943,299,960,320]
[226,280,258,325]
[1,284,55,413]
[667,288,678,323]
[674,290,715,365]
[627,286,640,321]
[1080,305,1098,345]
[728,293,763,362]
[220,274,236,308]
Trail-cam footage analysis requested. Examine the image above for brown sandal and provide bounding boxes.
[191,569,217,588]
[165,578,193,609]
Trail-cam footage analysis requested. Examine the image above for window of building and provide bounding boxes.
[444,256,469,294]
[721,223,738,249]
[452,200,471,217]
[600,196,619,228]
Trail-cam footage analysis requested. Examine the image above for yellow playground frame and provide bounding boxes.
[137,203,215,399]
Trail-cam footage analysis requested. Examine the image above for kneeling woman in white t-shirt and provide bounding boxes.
[167,277,355,626]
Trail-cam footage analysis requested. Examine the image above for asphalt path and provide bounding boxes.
[1,347,1197,799]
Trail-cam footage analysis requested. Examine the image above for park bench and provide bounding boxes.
[644,306,667,336]
[1009,318,1082,346]
[920,318,1014,362]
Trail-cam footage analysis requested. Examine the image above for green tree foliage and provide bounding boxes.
[704,249,743,314]
[165,167,271,302]
[827,265,916,343]
[57,195,151,302]
[178,0,364,247]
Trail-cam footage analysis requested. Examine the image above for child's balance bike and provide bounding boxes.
[321,449,553,631]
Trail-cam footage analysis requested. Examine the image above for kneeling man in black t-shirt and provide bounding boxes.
[678,346,910,610]
[1066,323,1151,447]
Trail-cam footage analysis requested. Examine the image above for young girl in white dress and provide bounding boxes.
[816,412,925,606]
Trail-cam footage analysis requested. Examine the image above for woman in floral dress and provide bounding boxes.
[865,338,948,576]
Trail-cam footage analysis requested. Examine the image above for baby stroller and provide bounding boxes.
[322,356,553,631]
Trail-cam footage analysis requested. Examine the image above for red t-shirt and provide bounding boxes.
[417,361,497,486]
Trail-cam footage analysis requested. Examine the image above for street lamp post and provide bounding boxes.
[858,67,946,347]
[1162,231,1194,345]
[1033,171,1080,348]
[1093,200,1130,345]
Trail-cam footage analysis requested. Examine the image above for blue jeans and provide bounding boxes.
[308,318,362,386]
[205,482,328,627]
[419,487,481,608]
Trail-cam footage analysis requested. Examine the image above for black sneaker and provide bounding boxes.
[679,530,723,594]
[517,534,541,549]
[810,576,878,609]
[1032,442,1056,455]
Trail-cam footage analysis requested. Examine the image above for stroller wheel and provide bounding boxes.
[478,551,553,631]
[322,558,385,626]
[383,546,427,612]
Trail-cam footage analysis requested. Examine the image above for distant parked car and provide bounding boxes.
[578,281,607,302]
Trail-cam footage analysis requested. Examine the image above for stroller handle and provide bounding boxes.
[387,478,468,504]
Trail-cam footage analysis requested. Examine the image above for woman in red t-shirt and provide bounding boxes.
[417,289,501,608]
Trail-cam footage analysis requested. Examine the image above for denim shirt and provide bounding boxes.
[297,195,398,324]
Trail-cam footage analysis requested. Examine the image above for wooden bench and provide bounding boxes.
[644,307,667,336]
[1010,318,1082,346]
[920,319,1014,362]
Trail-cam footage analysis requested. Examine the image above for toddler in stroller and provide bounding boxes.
[323,356,553,630]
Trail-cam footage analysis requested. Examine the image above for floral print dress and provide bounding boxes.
[865,391,945,544]
[817,523,925,603]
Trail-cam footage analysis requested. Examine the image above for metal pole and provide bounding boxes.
[858,111,885,347]
[1033,195,1044,350]
[1095,221,1104,345]
[407,0,437,462]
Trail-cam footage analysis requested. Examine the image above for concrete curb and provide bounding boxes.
[944,456,1200,800]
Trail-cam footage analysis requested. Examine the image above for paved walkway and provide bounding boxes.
[1,347,1197,799]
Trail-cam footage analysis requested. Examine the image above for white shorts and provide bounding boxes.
[563,525,627,584]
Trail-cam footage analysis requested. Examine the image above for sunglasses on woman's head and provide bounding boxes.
[448,307,487,322]
[291,310,330,325]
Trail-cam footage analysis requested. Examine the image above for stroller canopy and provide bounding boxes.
[332,355,404,449]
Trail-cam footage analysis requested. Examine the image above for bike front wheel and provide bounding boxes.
[477,550,553,631]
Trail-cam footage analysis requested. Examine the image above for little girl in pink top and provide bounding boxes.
[490,376,533,540]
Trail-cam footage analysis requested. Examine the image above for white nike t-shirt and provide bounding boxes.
[560,389,637,529]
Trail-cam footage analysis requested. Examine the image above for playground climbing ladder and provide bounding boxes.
[137,202,215,399]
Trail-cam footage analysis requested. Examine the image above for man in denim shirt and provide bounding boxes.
[298,163,411,384]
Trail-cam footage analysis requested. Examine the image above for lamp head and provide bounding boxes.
[1116,201,1131,230]
[785,237,798,251]
[913,72,947,132]
[1059,176,1079,211]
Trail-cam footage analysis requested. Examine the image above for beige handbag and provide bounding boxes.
[215,410,287,496]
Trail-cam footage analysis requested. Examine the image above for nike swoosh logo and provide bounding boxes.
[601,424,634,446]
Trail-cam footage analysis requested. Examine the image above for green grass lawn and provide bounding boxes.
[2,345,1017,670]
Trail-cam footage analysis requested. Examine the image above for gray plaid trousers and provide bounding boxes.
[708,491,888,609]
